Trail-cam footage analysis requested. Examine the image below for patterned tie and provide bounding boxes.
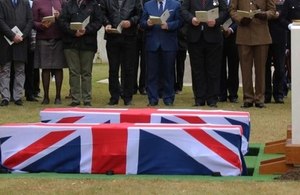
[159,1,163,14]
[201,0,206,8]
[77,0,83,6]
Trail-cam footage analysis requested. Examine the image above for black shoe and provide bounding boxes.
[83,102,92,107]
[241,102,253,108]
[147,102,158,107]
[229,97,238,103]
[124,100,132,106]
[54,98,62,105]
[26,96,38,102]
[69,102,80,107]
[65,95,72,99]
[33,93,42,98]
[193,102,205,106]
[108,100,118,106]
[275,98,284,104]
[208,102,218,108]
[139,90,147,95]
[164,102,173,106]
[264,99,271,104]
[218,97,227,102]
[175,90,182,95]
[41,98,50,105]
[14,99,23,106]
[255,103,266,108]
[0,100,9,106]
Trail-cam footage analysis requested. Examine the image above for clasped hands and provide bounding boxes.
[147,19,168,30]
[191,17,216,27]
[240,12,268,26]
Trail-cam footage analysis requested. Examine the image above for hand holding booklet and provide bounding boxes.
[70,16,90,30]
[106,22,123,34]
[195,7,219,22]
[4,26,23,45]
[149,9,170,25]
[42,7,56,23]
[237,9,262,19]
[222,18,233,31]
[42,15,55,23]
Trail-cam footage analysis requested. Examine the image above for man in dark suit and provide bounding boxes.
[132,0,150,96]
[0,0,33,106]
[219,2,239,103]
[140,0,181,106]
[100,0,141,106]
[181,0,227,107]
[265,0,287,104]
[279,0,300,97]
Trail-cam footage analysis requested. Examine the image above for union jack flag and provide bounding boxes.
[0,123,245,176]
[40,108,250,154]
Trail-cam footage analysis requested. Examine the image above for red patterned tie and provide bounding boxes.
[201,0,206,8]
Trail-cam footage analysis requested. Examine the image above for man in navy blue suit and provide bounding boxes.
[140,0,181,106]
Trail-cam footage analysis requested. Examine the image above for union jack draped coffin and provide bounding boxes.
[0,123,245,176]
[39,108,250,154]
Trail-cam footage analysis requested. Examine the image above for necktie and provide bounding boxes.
[77,0,83,6]
[159,1,163,14]
[12,0,17,7]
[201,0,206,8]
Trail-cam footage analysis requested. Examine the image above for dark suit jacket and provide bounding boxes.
[269,4,287,45]
[181,0,227,43]
[279,0,300,29]
[139,0,181,51]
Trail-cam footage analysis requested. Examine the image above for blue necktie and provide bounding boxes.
[12,0,17,6]
[159,1,163,14]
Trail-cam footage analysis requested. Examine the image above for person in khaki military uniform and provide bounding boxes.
[229,0,276,108]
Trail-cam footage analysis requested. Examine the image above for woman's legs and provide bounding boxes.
[41,69,50,104]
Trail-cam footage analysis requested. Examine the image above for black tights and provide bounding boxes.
[42,69,63,101]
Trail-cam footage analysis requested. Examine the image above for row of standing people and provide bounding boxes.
[0,0,299,108]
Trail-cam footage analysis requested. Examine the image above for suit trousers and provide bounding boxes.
[106,36,137,103]
[64,49,95,103]
[220,34,239,100]
[175,49,186,92]
[238,44,269,104]
[0,61,25,101]
[265,42,286,100]
[24,50,35,98]
[133,30,147,93]
[188,37,222,105]
[146,48,176,104]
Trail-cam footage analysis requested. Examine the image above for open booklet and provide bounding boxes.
[195,7,219,22]
[149,9,170,25]
[293,20,300,25]
[70,16,90,30]
[106,22,123,34]
[237,9,262,19]
[42,7,56,23]
[42,15,55,23]
[222,18,233,31]
[4,26,23,45]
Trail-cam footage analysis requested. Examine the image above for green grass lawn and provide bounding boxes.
[0,63,296,194]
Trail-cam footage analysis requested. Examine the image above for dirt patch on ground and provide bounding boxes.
[275,168,300,180]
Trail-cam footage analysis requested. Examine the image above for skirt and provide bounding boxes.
[34,39,67,69]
